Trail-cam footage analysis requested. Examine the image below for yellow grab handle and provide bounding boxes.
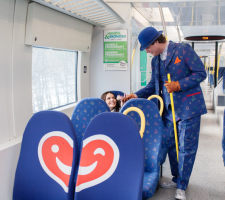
[217,54,221,78]
[167,74,179,162]
[131,49,136,68]
[123,107,145,138]
[148,95,164,116]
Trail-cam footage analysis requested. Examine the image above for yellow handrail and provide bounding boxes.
[167,74,179,162]
[217,54,221,78]
[123,107,145,138]
[131,49,136,68]
[148,95,164,116]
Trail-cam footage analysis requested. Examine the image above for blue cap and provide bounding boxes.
[138,27,163,51]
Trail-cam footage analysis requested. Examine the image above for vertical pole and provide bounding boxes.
[204,57,206,69]
[192,42,194,49]
[158,3,167,38]
[215,41,218,87]
[176,26,181,43]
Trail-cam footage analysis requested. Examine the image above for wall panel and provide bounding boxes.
[25,3,93,52]
[89,3,132,98]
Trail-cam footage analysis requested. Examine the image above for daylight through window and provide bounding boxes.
[32,47,77,113]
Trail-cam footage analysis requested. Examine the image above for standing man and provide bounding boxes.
[123,27,207,200]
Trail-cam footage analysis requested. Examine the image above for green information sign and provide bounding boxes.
[140,51,147,71]
[141,72,147,86]
[103,30,127,70]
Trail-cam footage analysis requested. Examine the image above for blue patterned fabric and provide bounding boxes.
[135,41,207,120]
[120,99,162,199]
[163,116,201,190]
[143,172,158,198]
[13,111,78,200]
[223,109,225,166]
[74,113,144,200]
[218,67,225,80]
[159,58,180,122]
[110,90,124,97]
[71,98,110,157]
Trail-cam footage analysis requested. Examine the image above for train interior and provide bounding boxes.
[0,0,225,199]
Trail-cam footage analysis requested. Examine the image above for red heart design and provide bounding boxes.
[76,135,119,192]
[38,132,73,193]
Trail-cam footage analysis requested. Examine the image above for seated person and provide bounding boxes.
[101,91,124,112]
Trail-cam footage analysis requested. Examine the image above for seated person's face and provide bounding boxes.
[106,93,116,110]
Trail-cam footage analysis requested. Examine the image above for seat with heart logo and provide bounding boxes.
[74,112,144,200]
[71,98,110,157]
[120,99,163,199]
[13,111,78,200]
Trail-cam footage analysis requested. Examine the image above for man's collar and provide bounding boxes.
[160,41,169,61]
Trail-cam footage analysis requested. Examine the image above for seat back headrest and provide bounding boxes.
[120,99,163,173]
[71,98,110,156]
[13,111,78,200]
[75,112,144,200]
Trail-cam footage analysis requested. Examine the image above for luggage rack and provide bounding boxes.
[33,0,125,27]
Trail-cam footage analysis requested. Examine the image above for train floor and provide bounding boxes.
[149,110,225,200]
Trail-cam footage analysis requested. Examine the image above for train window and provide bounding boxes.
[32,47,77,113]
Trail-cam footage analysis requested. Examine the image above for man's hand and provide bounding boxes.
[164,81,181,93]
[121,93,138,105]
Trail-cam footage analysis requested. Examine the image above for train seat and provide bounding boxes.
[110,90,124,97]
[74,112,144,200]
[71,98,110,157]
[210,73,214,86]
[120,99,163,199]
[13,111,78,200]
[147,96,167,168]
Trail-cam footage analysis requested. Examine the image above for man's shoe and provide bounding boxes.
[175,189,186,200]
[159,180,177,188]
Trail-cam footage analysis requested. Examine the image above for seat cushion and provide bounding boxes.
[142,172,159,199]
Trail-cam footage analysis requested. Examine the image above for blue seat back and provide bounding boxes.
[71,98,110,156]
[218,67,225,80]
[110,90,124,97]
[210,73,214,86]
[120,99,162,174]
[74,113,144,200]
[13,111,78,200]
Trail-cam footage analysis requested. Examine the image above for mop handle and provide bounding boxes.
[167,73,179,162]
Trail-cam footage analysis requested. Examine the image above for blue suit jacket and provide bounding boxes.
[135,41,207,120]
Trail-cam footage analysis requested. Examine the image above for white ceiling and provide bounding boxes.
[129,0,225,56]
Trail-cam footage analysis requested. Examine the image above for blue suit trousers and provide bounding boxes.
[163,115,201,190]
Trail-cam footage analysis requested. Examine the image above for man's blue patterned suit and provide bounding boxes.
[135,41,207,190]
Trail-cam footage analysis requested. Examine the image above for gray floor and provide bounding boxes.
[149,110,225,200]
